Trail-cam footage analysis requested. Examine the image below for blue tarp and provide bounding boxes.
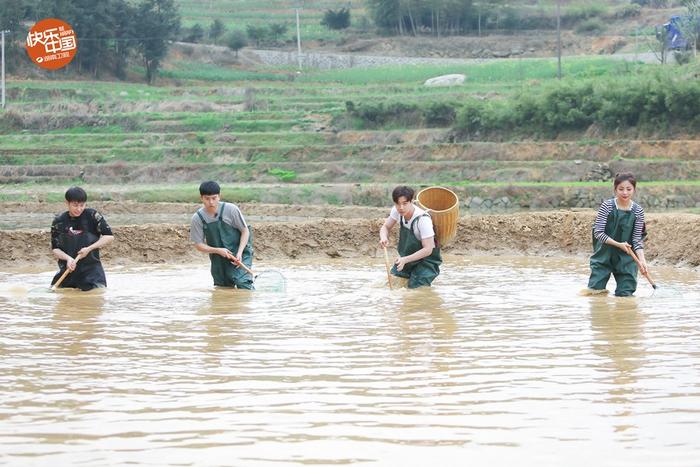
[663,15,689,50]
[656,15,700,50]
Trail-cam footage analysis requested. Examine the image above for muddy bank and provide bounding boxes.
[1,211,698,271]
[0,201,387,218]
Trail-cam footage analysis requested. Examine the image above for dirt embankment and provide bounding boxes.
[1,211,699,271]
[0,201,388,218]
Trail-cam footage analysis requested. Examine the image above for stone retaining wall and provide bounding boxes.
[248,49,654,70]
[250,49,486,70]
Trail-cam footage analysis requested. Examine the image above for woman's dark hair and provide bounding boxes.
[613,173,637,189]
[65,186,87,202]
[199,180,221,195]
[392,185,415,203]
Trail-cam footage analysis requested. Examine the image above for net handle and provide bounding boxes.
[626,247,657,289]
[52,253,84,290]
[229,259,256,278]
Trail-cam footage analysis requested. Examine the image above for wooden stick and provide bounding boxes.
[626,247,657,289]
[229,257,256,277]
[383,246,393,290]
[51,255,82,290]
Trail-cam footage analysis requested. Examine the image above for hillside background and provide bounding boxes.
[1,0,699,213]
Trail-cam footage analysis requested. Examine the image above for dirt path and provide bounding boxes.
[2,211,698,271]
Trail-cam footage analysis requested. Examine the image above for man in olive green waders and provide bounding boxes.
[379,185,442,288]
[191,181,254,290]
[588,173,648,297]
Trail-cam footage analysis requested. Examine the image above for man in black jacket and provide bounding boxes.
[51,186,114,291]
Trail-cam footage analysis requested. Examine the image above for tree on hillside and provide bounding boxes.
[0,0,24,72]
[246,25,267,47]
[134,0,180,83]
[473,0,505,36]
[369,0,475,36]
[430,0,475,36]
[401,0,419,36]
[268,23,288,42]
[31,0,136,78]
[226,30,247,57]
[321,8,351,30]
[13,0,181,81]
[113,0,137,80]
[209,19,226,44]
[678,0,700,56]
[183,23,204,43]
[367,0,401,32]
[33,0,79,22]
[69,0,118,78]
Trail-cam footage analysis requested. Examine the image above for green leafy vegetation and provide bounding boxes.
[268,168,298,182]
[453,73,700,138]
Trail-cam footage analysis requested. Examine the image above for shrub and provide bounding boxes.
[454,99,490,136]
[425,102,457,126]
[321,8,351,30]
[565,4,607,23]
[345,100,458,129]
[183,24,204,43]
[268,168,297,182]
[664,80,700,122]
[453,75,700,139]
[0,110,25,133]
[575,18,605,35]
[612,4,641,19]
[673,50,693,65]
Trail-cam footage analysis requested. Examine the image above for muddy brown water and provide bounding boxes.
[1,256,699,466]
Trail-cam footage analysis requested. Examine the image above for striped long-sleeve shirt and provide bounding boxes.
[593,198,645,251]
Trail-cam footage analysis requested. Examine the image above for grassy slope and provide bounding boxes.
[1,34,699,206]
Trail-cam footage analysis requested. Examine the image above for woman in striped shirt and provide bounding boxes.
[588,173,648,296]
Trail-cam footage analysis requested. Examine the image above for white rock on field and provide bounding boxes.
[424,74,466,87]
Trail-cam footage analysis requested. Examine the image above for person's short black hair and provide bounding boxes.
[392,185,415,203]
[199,181,221,196]
[65,186,87,203]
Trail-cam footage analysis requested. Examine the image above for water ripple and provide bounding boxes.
[1,256,699,466]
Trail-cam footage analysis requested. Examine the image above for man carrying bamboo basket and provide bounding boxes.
[379,185,442,288]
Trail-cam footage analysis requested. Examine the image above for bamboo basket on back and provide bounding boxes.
[416,186,459,247]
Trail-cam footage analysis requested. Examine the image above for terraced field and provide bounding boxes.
[176,0,363,41]
[1,56,699,211]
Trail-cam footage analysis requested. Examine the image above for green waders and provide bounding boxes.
[197,202,254,290]
[391,214,442,289]
[588,203,638,297]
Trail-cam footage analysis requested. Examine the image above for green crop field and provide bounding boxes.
[2,47,700,209]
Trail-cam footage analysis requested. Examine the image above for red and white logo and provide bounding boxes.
[25,18,78,70]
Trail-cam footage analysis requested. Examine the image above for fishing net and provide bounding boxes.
[254,270,287,293]
[649,283,683,299]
